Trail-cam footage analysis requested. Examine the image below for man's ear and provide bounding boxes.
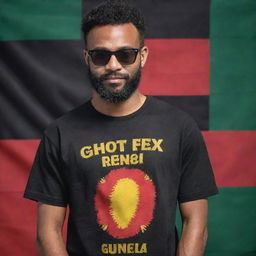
[140,46,149,68]
[83,49,89,66]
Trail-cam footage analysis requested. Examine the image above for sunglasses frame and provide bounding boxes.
[87,48,140,66]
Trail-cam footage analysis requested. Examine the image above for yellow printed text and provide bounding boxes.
[80,140,127,159]
[102,153,143,167]
[132,138,163,152]
[101,243,147,254]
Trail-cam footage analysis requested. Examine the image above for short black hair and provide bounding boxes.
[81,0,145,47]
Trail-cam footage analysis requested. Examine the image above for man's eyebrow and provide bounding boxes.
[90,46,137,51]
[90,47,109,51]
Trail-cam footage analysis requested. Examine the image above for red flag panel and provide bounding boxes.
[140,39,209,95]
[203,131,256,187]
[0,140,39,191]
[0,139,68,255]
[0,191,68,256]
[0,192,37,256]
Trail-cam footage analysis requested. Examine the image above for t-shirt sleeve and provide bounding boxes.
[178,116,218,203]
[24,128,68,207]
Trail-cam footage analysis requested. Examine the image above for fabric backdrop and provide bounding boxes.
[0,0,255,255]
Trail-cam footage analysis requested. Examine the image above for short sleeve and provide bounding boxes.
[178,117,218,203]
[24,129,68,206]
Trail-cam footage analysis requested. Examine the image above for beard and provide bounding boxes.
[88,65,142,103]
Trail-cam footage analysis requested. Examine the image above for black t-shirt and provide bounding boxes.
[24,96,218,256]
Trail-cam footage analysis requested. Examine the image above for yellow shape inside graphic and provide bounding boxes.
[109,178,139,229]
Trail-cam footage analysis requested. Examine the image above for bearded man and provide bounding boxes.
[24,1,218,256]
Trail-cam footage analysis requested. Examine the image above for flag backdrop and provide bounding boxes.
[0,0,256,255]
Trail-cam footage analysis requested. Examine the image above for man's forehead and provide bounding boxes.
[86,23,140,50]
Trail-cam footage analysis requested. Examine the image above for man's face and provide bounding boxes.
[84,23,148,103]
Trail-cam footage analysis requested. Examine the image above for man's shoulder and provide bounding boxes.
[147,96,201,135]
[58,100,92,122]
[149,96,193,123]
[42,100,93,138]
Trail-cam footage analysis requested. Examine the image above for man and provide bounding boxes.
[24,1,218,255]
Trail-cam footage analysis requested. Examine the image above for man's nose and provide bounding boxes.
[105,54,122,71]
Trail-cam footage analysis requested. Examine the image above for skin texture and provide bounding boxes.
[177,199,208,256]
[37,203,68,256]
[36,23,209,256]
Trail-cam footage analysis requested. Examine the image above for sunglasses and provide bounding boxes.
[87,48,140,66]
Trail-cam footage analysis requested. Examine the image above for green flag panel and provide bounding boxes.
[210,0,256,38]
[210,38,256,93]
[207,187,256,255]
[0,0,81,41]
[176,187,256,256]
[210,92,256,130]
[210,0,256,130]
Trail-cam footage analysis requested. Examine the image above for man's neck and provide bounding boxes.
[91,91,147,117]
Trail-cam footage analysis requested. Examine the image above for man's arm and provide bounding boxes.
[177,199,208,256]
[36,203,68,256]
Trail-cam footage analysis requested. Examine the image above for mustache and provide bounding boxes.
[100,72,129,81]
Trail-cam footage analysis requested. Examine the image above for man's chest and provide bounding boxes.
[60,125,182,196]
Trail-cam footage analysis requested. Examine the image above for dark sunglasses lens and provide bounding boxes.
[91,51,111,65]
[90,49,138,66]
[116,49,137,65]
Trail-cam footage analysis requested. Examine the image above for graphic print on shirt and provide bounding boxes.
[80,137,163,254]
[80,138,163,167]
[94,168,156,239]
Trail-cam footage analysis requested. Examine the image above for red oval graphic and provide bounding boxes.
[94,168,156,239]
